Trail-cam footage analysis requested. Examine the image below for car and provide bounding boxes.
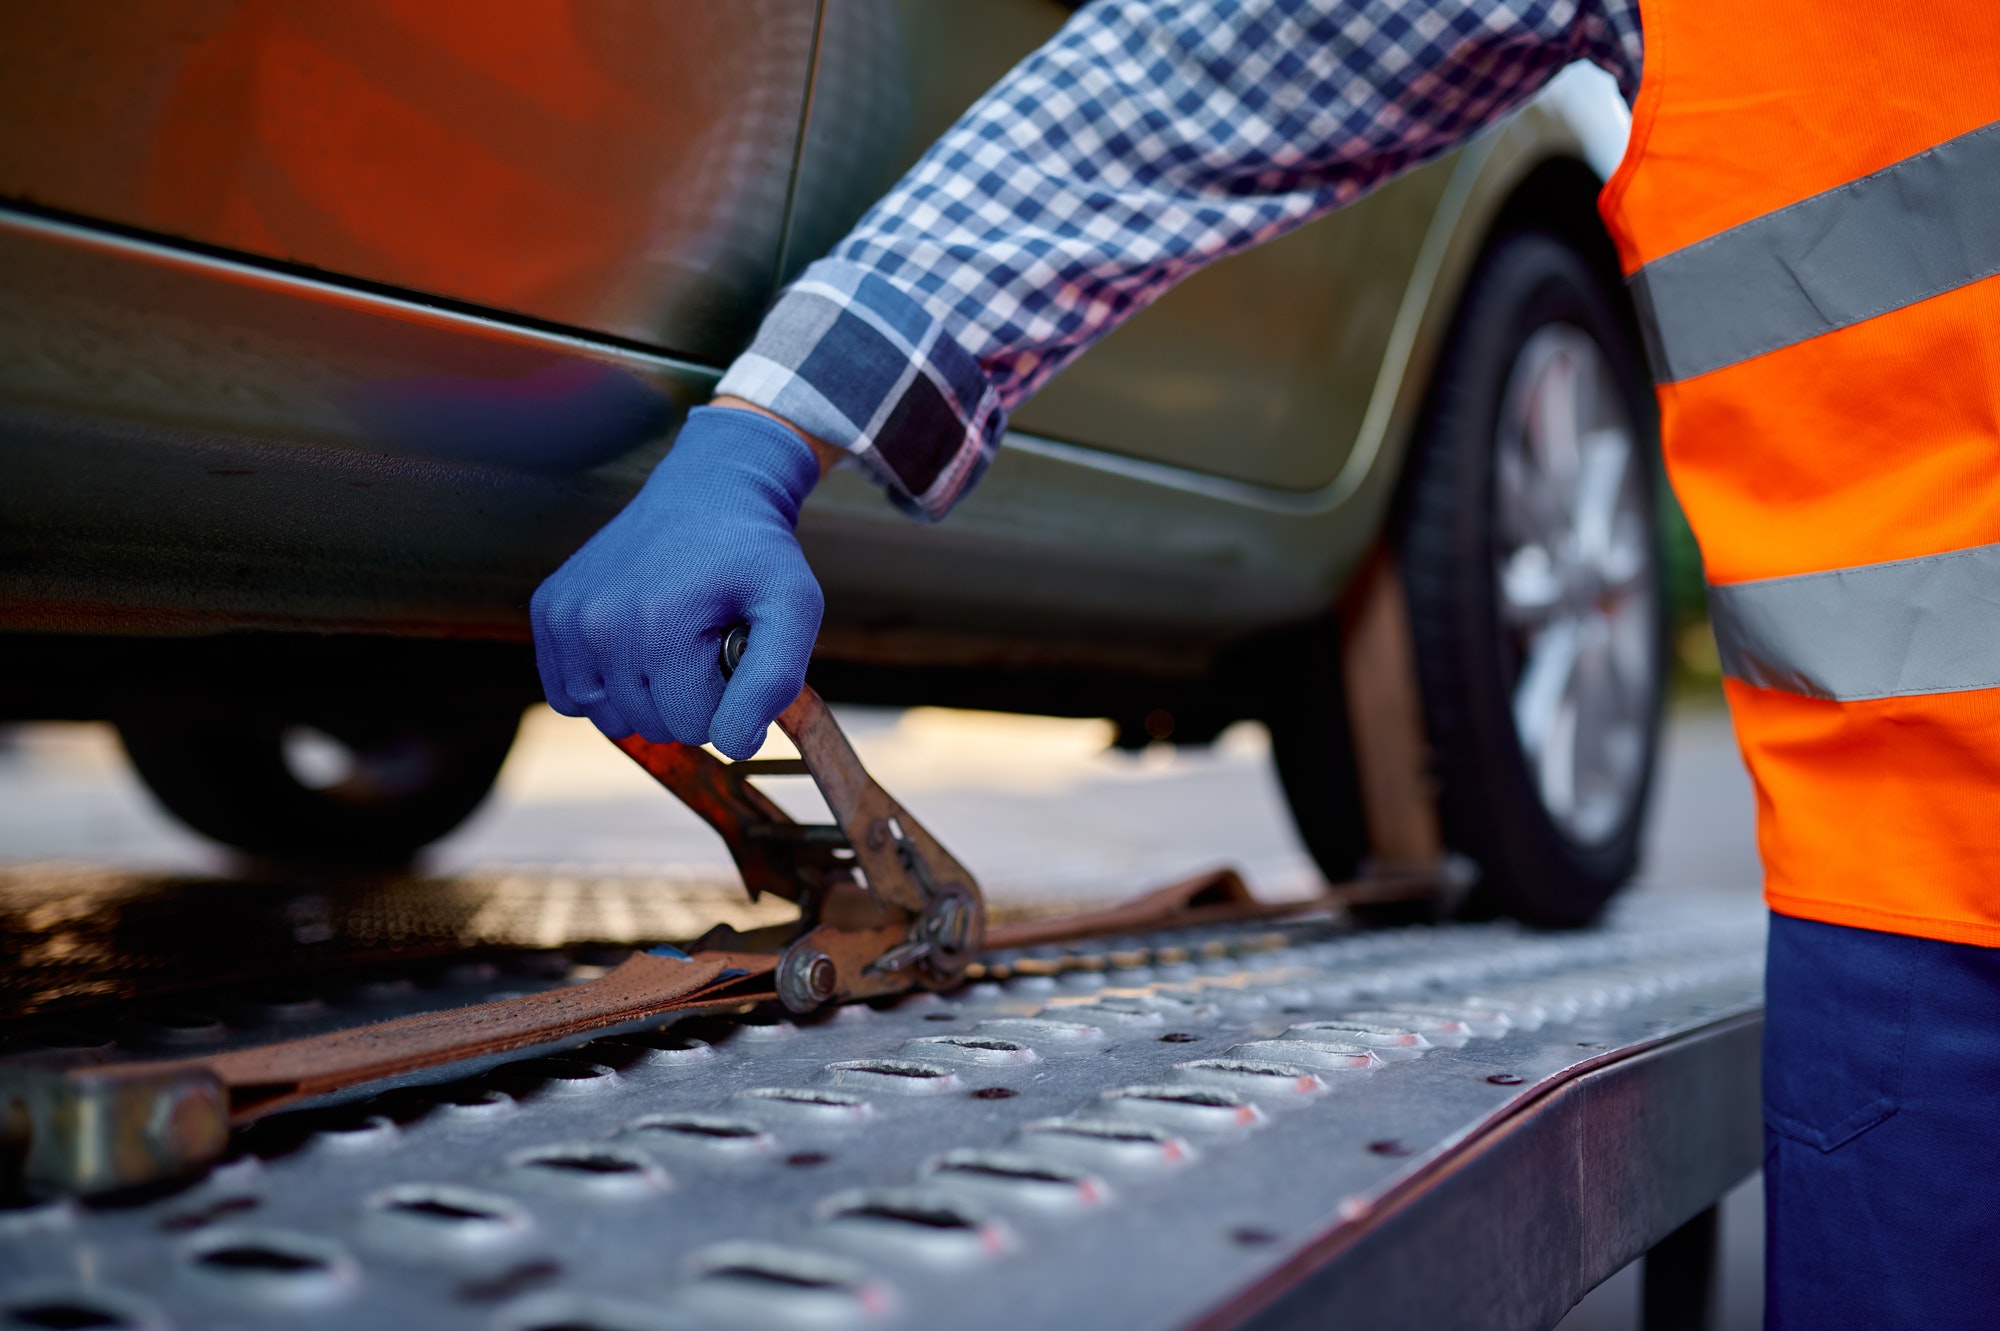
[0,1,1663,926]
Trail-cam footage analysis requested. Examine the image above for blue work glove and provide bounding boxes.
[531,406,824,759]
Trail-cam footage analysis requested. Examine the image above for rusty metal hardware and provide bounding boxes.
[0,1062,228,1199]
[615,624,986,1010]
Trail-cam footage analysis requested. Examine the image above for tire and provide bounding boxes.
[119,701,522,865]
[1276,230,1665,926]
[1403,230,1664,924]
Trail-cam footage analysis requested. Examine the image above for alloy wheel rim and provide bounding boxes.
[1492,324,1659,846]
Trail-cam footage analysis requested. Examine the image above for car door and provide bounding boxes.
[0,0,821,362]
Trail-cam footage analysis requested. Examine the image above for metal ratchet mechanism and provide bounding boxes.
[615,624,985,1012]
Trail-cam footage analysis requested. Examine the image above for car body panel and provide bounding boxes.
[779,0,1070,281]
[0,204,1344,661]
[1011,163,1456,491]
[0,0,819,360]
[0,210,704,639]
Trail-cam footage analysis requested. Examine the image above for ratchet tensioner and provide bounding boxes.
[616,625,987,1012]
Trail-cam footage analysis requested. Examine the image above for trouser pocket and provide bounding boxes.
[1761,913,1919,1151]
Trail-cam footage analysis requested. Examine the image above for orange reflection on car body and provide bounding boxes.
[0,0,813,349]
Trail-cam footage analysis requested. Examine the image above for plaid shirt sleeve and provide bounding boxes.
[716,0,1643,520]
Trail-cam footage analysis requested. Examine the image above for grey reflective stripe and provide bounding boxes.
[1631,118,2000,384]
[1711,542,2000,701]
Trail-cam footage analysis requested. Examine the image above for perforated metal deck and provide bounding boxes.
[0,893,1764,1331]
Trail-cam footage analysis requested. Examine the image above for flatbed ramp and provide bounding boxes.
[0,895,1762,1331]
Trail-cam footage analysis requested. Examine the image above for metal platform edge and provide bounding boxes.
[1202,1010,1763,1331]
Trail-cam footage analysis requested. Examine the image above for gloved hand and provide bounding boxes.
[531,405,825,759]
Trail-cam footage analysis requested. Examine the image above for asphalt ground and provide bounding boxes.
[0,700,1763,1329]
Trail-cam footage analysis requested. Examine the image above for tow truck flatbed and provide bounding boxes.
[0,892,1762,1331]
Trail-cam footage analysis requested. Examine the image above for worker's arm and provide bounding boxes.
[719,0,1642,520]
[535,0,1643,754]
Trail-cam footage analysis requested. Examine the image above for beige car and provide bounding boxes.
[0,2,1661,924]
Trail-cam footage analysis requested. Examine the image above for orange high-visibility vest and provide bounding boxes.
[1599,4,2000,945]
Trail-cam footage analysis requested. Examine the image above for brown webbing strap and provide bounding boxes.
[75,864,1452,1129]
[105,951,777,1118]
[1340,549,1445,870]
[984,865,1446,952]
[986,869,1274,950]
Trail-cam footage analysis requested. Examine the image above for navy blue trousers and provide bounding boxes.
[1764,912,2000,1330]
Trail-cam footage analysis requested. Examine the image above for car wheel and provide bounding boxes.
[118,702,522,865]
[1401,230,1664,925]
[1272,230,1664,925]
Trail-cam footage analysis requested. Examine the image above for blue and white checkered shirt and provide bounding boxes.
[717,0,1642,519]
